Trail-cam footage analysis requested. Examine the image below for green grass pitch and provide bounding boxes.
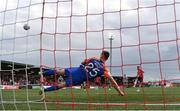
[0,87,180,110]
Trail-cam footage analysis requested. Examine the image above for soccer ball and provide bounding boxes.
[136,89,140,92]
[23,24,30,30]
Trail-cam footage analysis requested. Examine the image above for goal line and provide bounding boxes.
[1,100,180,106]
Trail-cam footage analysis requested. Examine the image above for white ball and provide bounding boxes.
[23,24,30,30]
[136,89,140,92]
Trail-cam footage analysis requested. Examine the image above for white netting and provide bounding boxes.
[0,0,180,110]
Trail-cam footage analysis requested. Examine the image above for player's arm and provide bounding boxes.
[81,57,99,65]
[107,72,124,96]
[81,59,87,65]
[141,69,144,74]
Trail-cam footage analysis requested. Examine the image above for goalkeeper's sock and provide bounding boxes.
[44,86,60,92]
[43,69,56,76]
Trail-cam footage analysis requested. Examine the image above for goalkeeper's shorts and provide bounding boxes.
[64,67,86,87]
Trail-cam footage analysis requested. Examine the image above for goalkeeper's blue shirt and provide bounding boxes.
[64,57,109,87]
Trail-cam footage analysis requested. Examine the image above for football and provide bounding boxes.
[136,89,140,92]
[23,24,30,30]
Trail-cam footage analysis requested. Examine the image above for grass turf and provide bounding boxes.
[0,87,180,110]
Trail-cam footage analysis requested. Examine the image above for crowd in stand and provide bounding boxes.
[1,76,40,86]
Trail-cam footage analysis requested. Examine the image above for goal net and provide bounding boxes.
[0,0,180,110]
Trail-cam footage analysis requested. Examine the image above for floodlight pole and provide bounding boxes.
[109,35,114,73]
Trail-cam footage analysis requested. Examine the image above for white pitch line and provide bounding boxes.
[0,101,180,106]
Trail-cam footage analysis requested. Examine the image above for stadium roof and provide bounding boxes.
[0,60,40,76]
[0,60,34,70]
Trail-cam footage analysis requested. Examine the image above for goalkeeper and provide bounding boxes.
[39,51,124,96]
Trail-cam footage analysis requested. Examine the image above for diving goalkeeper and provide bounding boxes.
[39,50,124,96]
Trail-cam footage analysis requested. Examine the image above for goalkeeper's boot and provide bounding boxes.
[39,87,45,100]
[39,90,42,95]
[39,71,46,84]
[38,71,42,75]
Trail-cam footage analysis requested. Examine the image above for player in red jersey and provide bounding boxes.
[39,51,124,96]
[136,66,144,87]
